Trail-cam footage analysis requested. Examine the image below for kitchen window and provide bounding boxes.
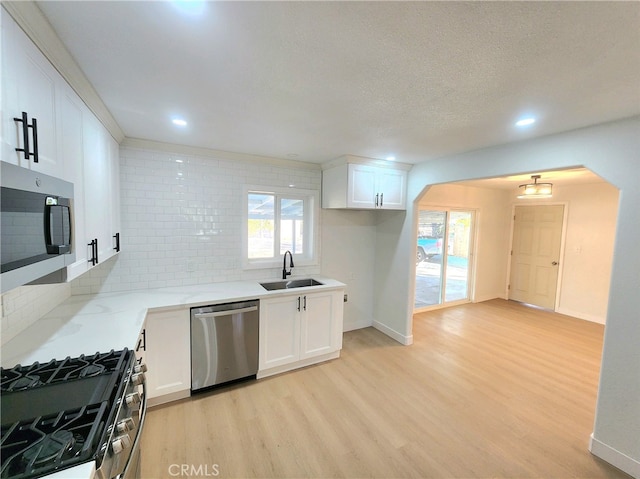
[243,186,318,268]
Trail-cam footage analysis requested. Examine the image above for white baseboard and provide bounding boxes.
[472,293,506,303]
[257,351,340,379]
[343,318,373,332]
[557,307,606,324]
[372,320,413,345]
[590,434,640,478]
[148,389,190,408]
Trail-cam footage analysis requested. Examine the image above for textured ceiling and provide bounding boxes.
[36,1,640,164]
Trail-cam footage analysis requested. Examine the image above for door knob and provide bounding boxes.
[552,261,558,266]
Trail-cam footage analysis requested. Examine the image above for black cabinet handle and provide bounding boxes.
[303,296,307,311]
[136,329,146,352]
[13,112,39,162]
[88,238,99,266]
[30,117,38,163]
[297,296,301,312]
[88,240,95,266]
[14,112,30,160]
[380,193,383,207]
[113,232,120,252]
[375,193,379,207]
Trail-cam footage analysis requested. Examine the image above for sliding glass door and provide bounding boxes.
[415,208,474,310]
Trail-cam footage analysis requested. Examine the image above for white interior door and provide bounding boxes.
[509,205,564,309]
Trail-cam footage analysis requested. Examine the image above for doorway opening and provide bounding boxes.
[414,208,475,311]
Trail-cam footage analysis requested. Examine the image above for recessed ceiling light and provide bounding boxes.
[172,118,187,127]
[386,156,396,161]
[516,117,536,127]
[171,0,206,16]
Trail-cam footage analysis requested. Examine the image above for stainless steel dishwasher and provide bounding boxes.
[190,300,259,392]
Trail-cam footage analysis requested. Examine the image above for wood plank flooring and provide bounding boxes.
[140,299,631,478]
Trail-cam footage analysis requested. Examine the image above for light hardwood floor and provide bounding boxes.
[140,299,631,478]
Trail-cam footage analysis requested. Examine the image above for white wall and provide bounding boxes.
[372,117,640,477]
[321,209,377,331]
[418,183,512,303]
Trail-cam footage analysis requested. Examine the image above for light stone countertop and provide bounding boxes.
[1,276,345,368]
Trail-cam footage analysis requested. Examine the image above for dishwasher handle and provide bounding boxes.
[193,305,258,319]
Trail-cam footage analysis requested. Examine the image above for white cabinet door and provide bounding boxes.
[259,294,300,370]
[1,9,20,167]
[58,84,89,281]
[342,163,407,210]
[299,290,342,360]
[65,92,120,281]
[145,308,191,401]
[1,12,62,176]
[82,111,117,267]
[108,135,121,254]
[259,289,344,374]
[347,164,377,209]
[376,168,406,210]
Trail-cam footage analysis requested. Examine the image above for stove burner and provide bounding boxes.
[9,376,43,390]
[22,430,78,467]
[79,364,104,378]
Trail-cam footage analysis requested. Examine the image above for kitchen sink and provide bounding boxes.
[260,278,324,291]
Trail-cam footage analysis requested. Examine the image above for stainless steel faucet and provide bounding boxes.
[282,250,294,279]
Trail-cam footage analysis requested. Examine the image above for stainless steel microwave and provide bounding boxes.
[1,162,75,293]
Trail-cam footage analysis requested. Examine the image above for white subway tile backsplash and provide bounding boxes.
[69,146,322,294]
[1,283,71,346]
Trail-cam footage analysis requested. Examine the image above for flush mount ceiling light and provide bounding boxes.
[518,175,553,199]
[172,118,187,127]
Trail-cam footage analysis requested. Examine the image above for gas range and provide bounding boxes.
[0,349,146,479]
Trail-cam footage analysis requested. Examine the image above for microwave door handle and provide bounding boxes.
[44,204,54,253]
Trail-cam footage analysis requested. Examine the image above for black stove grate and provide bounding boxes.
[1,350,128,392]
[0,349,134,478]
[0,403,108,479]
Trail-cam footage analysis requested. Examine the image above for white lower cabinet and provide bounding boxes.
[259,289,343,377]
[136,285,343,406]
[143,308,191,406]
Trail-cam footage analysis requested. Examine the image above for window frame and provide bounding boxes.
[242,185,319,270]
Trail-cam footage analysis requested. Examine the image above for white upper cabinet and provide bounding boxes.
[322,155,410,210]
[73,109,119,278]
[63,88,121,281]
[1,11,63,177]
[0,10,122,281]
